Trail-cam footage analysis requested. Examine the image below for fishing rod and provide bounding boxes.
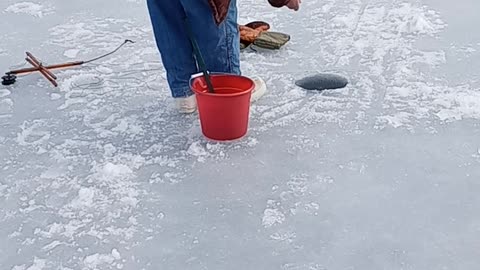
[2,39,135,86]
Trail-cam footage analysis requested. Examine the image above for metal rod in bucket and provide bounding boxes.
[184,18,215,93]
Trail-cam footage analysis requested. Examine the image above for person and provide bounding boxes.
[147,0,302,113]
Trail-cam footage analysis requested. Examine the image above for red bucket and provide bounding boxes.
[190,73,255,141]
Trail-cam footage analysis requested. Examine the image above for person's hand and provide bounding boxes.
[285,0,301,11]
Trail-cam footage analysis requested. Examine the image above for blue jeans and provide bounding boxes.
[147,0,241,98]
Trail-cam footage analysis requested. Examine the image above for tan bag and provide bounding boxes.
[252,31,290,50]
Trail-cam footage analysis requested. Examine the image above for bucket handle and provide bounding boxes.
[189,72,232,91]
[183,18,215,93]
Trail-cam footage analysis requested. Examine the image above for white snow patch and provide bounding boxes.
[41,223,63,237]
[40,166,64,179]
[377,112,412,128]
[187,141,207,156]
[25,258,46,270]
[101,163,133,178]
[411,50,446,66]
[103,144,117,157]
[321,2,333,12]
[0,183,7,196]
[0,89,11,98]
[50,93,62,100]
[50,23,95,43]
[59,73,98,93]
[5,2,53,18]
[150,171,184,184]
[70,187,96,209]
[187,141,208,162]
[83,253,115,269]
[262,208,286,228]
[96,66,114,74]
[387,86,413,98]
[112,119,129,133]
[42,240,62,251]
[434,89,480,121]
[63,49,80,59]
[63,221,85,238]
[408,15,434,33]
[0,98,13,114]
[304,202,320,214]
[246,137,259,147]
[16,120,51,146]
[393,3,444,35]
[111,248,121,260]
[270,231,296,242]
[331,12,357,28]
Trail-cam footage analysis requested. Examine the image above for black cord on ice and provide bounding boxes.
[83,39,135,64]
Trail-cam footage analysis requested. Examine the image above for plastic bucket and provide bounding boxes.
[190,73,255,141]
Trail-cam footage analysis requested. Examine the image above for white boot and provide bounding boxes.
[175,95,197,114]
[250,76,267,103]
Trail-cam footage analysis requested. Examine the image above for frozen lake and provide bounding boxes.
[1,0,479,269]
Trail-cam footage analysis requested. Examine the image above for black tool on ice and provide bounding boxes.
[1,73,16,86]
[295,73,349,91]
[184,17,215,93]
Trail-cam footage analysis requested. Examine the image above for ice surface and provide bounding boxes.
[1,0,480,269]
[63,49,80,59]
[4,2,54,18]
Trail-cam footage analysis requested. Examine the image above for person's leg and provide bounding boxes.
[180,0,240,75]
[146,0,197,99]
[223,0,241,75]
[148,0,264,110]
[183,0,268,102]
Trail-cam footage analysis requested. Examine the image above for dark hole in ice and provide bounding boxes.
[295,73,349,91]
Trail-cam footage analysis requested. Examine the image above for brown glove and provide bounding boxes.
[239,21,270,47]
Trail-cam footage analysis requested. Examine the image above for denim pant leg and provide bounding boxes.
[180,0,240,75]
[146,0,196,98]
[147,0,241,98]
[224,0,241,75]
